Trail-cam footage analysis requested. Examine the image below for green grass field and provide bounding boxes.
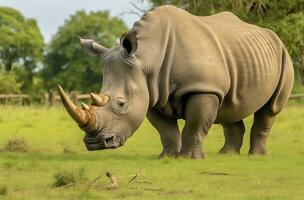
[0,101,304,200]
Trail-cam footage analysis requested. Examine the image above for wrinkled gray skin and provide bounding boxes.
[59,6,294,159]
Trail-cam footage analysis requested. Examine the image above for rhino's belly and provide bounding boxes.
[215,78,278,124]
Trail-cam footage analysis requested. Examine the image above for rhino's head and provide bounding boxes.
[58,31,150,150]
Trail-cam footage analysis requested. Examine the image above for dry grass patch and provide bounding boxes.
[0,185,7,196]
[3,138,30,152]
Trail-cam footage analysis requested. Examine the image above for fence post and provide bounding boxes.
[71,91,78,104]
[48,90,56,106]
[18,96,22,106]
[5,96,8,105]
[44,93,49,106]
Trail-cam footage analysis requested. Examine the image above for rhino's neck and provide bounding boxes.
[132,9,176,109]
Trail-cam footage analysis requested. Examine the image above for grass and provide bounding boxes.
[0,101,304,199]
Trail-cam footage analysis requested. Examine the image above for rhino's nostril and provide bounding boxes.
[104,136,115,147]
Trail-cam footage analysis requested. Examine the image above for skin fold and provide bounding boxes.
[59,5,294,159]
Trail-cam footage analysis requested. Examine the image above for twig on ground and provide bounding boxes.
[200,171,230,176]
[86,173,103,190]
[127,172,139,184]
[130,186,164,192]
[127,171,150,184]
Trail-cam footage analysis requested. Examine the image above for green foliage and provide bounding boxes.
[0,72,21,94]
[148,0,304,18]
[42,10,128,93]
[262,12,304,85]
[146,0,304,90]
[0,7,44,95]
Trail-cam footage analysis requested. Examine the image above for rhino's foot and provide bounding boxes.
[218,146,240,154]
[158,149,179,158]
[249,134,268,155]
[248,146,267,155]
[179,146,205,159]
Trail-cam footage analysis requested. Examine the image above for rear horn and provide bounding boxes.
[90,93,109,106]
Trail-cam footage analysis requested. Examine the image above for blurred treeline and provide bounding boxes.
[0,7,127,103]
[0,0,303,103]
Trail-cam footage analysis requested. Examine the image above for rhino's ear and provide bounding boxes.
[79,37,108,56]
[120,31,138,55]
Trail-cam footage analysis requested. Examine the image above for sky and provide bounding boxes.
[0,0,149,42]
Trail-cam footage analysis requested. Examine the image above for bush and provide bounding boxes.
[51,168,86,188]
[52,172,76,188]
[0,72,21,94]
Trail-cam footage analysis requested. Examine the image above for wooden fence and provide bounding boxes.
[0,93,304,106]
[0,94,30,105]
[46,92,90,106]
[289,94,304,99]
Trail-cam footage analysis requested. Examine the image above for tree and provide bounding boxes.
[0,7,44,93]
[144,0,304,90]
[42,10,128,93]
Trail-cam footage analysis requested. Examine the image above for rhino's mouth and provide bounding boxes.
[83,132,125,151]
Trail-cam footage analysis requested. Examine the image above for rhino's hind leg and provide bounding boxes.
[147,109,181,158]
[249,106,276,155]
[249,47,293,155]
[180,94,219,159]
[219,120,245,154]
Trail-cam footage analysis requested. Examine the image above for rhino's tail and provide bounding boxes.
[268,45,294,115]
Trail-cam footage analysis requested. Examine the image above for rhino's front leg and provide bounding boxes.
[180,94,219,159]
[147,109,181,158]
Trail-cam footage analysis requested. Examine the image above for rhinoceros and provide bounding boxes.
[58,5,294,159]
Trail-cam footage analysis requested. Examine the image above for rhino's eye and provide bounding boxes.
[118,101,125,107]
[113,98,129,114]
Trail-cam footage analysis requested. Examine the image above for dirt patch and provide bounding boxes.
[62,147,77,154]
[3,138,30,152]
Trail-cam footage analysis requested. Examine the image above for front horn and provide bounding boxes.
[57,84,91,126]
